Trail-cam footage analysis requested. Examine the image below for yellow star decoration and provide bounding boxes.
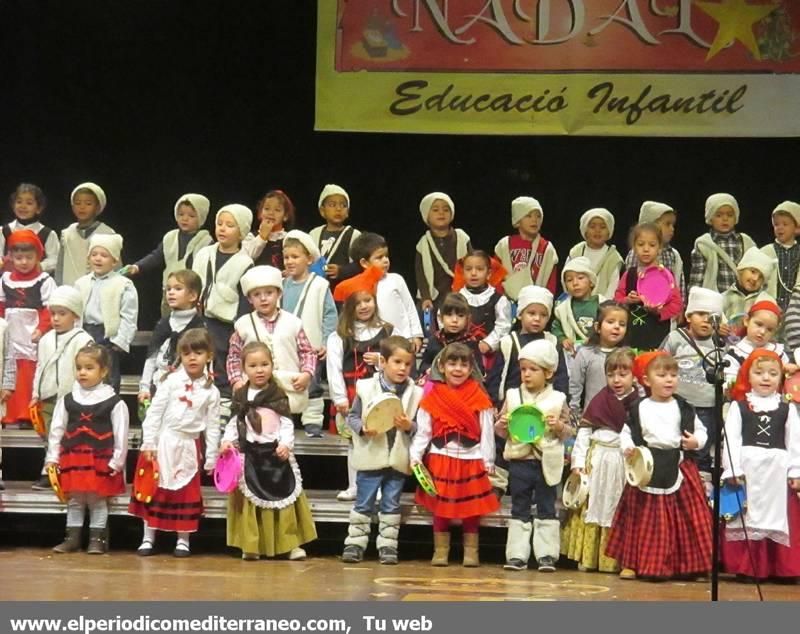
[695,0,779,60]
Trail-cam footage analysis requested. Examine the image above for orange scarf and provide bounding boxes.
[421,379,491,442]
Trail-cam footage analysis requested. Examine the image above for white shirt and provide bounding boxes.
[621,397,708,452]
[410,408,495,469]
[377,272,423,339]
[46,382,129,473]
[222,387,295,448]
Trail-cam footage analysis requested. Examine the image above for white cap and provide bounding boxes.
[88,233,123,262]
[685,287,723,317]
[737,246,775,280]
[517,285,553,317]
[518,339,559,372]
[705,193,740,224]
[511,196,542,228]
[773,201,800,227]
[579,208,615,239]
[318,184,350,209]
[71,182,107,213]
[47,285,84,319]
[283,229,321,261]
[639,201,674,225]
[561,256,597,290]
[216,204,253,240]
[175,194,210,226]
[240,265,283,296]
[419,192,455,225]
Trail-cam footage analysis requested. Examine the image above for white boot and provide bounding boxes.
[376,513,401,564]
[342,510,371,562]
[533,518,560,572]
[504,519,532,570]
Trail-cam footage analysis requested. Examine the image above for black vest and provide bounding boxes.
[738,400,787,450]
[61,393,121,452]
[467,290,501,337]
[2,277,45,310]
[624,268,670,351]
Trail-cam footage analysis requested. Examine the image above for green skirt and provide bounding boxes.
[227,489,317,557]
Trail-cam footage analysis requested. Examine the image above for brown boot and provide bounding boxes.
[431,532,450,567]
[53,527,82,553]
[463,532,480,567]
[87,527,108,555]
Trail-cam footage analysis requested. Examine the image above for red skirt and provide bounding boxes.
[128,469,204,532]
[721,488,800,579]
[607,459,712,577]
[415,453,500,519]
[59,445,125,497]
[2,358,35,424]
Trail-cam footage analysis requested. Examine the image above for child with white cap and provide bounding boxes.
[281,230,337,437]
[193,203,254,397]
[660,287,725,479]
[761,201,800,313]
[243,189,295,269]
[552,256,605,360]
[124,193,213,315]
[414,192,471,312]
[56,182,116,286]
[75,234,139,392]
[494,197,559,300]
[309,184,362,289]
[1,183,60,274]
[567,208,623,299]
[625,201,685,303]
[29,285,94,490]
[722,247,775,319]
[226,266,317,417]
[689,193,755,294]
[495,338,571,572]
[0,230,57,427]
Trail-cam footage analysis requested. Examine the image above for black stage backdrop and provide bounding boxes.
[1,0,797,327]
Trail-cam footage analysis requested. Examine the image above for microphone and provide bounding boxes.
[710,313,721,332]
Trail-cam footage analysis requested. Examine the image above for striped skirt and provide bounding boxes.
[415,453,500,519]
[60,445,125,497]
[606,459,712,578]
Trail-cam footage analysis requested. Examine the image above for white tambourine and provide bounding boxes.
[624,447,654,488]
[363,393,404,434]
[562,471,589,510]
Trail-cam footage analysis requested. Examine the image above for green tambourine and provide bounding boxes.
[412,463,438,496]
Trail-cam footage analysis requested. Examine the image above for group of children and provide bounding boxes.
[0,181,798,582]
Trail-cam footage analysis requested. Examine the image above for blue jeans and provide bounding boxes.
[509,459,557,521]
[694,406,716,473]
[354,468,406,515]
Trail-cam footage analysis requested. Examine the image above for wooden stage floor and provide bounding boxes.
[1,547,798,601]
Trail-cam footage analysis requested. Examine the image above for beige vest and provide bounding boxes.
[59,223,115,286]
[415,229,470,301]
[74,273,133,339]
[568,242,623,297]
[494,235,558,300]
[351,376,423,474]
[233,311,308,413]
[694,232,755,291]
[193,246,253,323]
[34,327,94,400]
[553,295,606,343]
[503,384,565,485]
[287,273,329,349]
[162,229,213,288]
[498,332,557,399]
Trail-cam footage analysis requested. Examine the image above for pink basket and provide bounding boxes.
[214,448,243,493]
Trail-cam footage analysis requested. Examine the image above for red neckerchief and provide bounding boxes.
[421,379,491,442]
[9,267,41,282]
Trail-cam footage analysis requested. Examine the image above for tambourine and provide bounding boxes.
[132,454,160,504]
[213,448,243,494]
[29,403,46,438]
[624,447,654,488]
[562,471,589,510]
[413,462,437,496]
[720,482,747,522]
[784,373,800,404]
[46,463,68,503]
[508,404,546,444]
[363,393,404,434]
[637,265,673,306]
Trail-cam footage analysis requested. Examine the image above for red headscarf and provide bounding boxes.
[333,266,383,303]
[632,350,669,386]
[730,349,783,402]
[7,229,44,260]
[748,299,781,319]
[451,255,506,293]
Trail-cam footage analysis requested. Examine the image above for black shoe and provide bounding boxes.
[18,421,33,430]
[137,541,156,557]
[504,559,528,571]
[32,475,52,490]
[341,545,364,563]
[537,557,557,572]
[173,546,191,558]
[378,547,398,565]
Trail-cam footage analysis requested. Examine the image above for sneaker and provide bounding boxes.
[137,541,156,557]
[619,568,637,580]
[32,475,52,490]
[337,488,357,502]
[305,425,323,438]
[341,545,364,563]
[537,557,556,572]
[504,559,528,571]
[288,547,307,561]
[242,552,260,561]
[378,547,398,565]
